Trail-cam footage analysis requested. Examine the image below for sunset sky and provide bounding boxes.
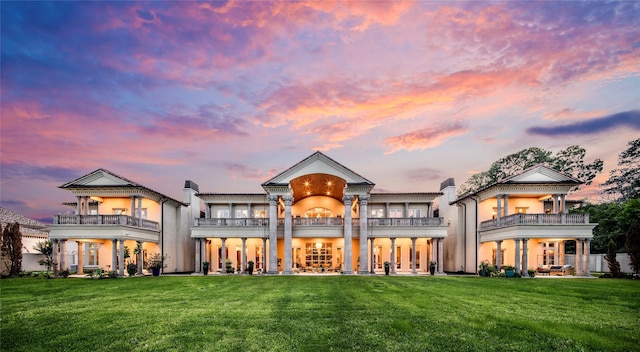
[2,1,639,222]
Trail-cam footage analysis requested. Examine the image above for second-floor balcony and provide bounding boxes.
[480,213,590,232]
[194,217,445,228]
[53,214,159,231]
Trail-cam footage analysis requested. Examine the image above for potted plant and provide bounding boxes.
[225,259,234,274]
[479,260,490,277]
[502,265,516,278]
[384,261,390,275]
[202,261,210,275]
[527,268,536,277]
[126,262,137,277]
[247,260,254,275]
[148,253,167,276]
[429,261,437,275]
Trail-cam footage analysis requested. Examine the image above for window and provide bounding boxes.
[515,207,528,214]
[375,246,383,268]
[390,209,403,218]
[492,249,505,266]
[255,246,263,269]
[235,209,248,218]
[396,246,402,269]
[409,247,421,269]
[541,242,556,265]
[305,207,332,218]
[86,242,99,265]
[135,208,147,219]
[408,209,421,218]
[370,209,384,218]
[305,243,333,268]
[253,210,266,218]
[112,208,127,215]
[217,209,229,218]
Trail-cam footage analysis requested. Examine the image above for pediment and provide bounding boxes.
[262,151,373,186]
[503,165,580,184]
[61,169,138,188]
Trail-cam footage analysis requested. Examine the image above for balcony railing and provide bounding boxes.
[195,217,444,227]
[367,217,444,227]
[195,218,269,227]
[480,213,590,231]
[53,215,159,231]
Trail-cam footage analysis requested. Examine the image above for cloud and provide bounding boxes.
[0,162,81,182]
[384,120,468,154]
[406,168,442,183]
[527,110,640,136]
[224,163,278,182]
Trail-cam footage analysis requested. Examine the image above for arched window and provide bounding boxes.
[304,207,332,218]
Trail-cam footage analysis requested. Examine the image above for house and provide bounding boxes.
[48,152,597,276]
[442,165,597,276]
[0,206,49,272]
[47,169,200,275]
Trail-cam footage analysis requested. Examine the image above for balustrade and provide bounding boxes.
[53,214,159,230]
[480,213,589,231]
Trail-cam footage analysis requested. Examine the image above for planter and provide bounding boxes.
[430,263,436,275]
[202,262,209,275]
[384,262,390,275]
[504,269,515,278]
[127,264,137,277]
[152,268,160,276]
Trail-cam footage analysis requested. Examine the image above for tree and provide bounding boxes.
[626,221,640,275]
[458,145,603,196]
[34,240,55,272]
[571,202,624,253]
[605,239,622,278]
[603,138,640,202]
[1,222,23,276]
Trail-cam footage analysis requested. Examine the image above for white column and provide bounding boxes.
[553,195,559,214]
[431,239,437,267]
[229,203,234,218]
[111,239,117,274]
[76,196,82,215]
[343,195,354,274]
[503,195,509,216]
[359,195,369,275]
[496,195,502,220]
[220,238,227,273]
[390,237,396,274]
[195,238,201,273]
[268,195,278,274]
[575,239,582,276]
[561,194,567,214]
[411,237,417,274]
[60,240,66,271]
[438,238,444,274]
[241,237,247,274]
[559,241,565,265]
[404,202,409,218]
[584,239,591,277]
[137,196,143,224]
[554,241,559,264]
[369,238,375,274]
[262,237,268,272]
[76,241,83,274]
[522,238,529,277]
[283,195,293,274]
[118,239,125,276]
[137,241,143,275]
[385,203,390,218]
[428,203,433,218]
[205,203,211,218]
[131,196,136,220]
[514,238,521,275]
[496,240,502,271]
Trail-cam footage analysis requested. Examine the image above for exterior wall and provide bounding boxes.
[589,253,633,273]
[291,196,345,218]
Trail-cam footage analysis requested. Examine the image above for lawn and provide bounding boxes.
[1,276,638,351]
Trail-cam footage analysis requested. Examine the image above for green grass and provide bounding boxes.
[1,276,638,351]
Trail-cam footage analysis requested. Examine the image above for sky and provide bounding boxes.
[1,1,639,223]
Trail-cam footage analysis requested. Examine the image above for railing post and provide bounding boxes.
[585,213,589,224]
[561,213,566,224]
[537,214,543,224]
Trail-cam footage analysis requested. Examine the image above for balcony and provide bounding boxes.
[53,214,159,231]
[193,217,444,228]
[480,213,590,232]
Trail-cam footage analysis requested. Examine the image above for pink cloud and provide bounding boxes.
[384,120,468,154]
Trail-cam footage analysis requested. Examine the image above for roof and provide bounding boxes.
[60,168,186,206]
[453,164,583,204]
[0,207,49,237]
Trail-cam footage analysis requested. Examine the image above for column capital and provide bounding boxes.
[359,194,369,204]
[283,195,294,205]
[343,194,354,204]
[268,194,279,204]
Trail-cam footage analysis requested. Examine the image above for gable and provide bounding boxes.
[262,151,373,186]
[61,169,137,188]
[503,165,580,184]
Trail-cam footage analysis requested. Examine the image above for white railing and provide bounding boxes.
[195,218,269,227]
[367,217,444,227]
[480,213,590,231]
[195,217,444,227]
[53,215,159,231]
